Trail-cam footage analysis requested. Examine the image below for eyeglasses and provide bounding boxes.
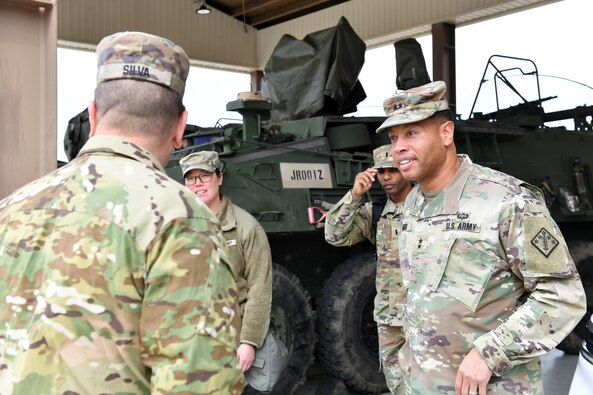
[184,173,213,185]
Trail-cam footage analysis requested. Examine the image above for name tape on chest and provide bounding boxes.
[227,239,237,247]
[402,220,480,233]
[443,221,481,233]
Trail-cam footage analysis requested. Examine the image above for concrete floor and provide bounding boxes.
[295,348,579,395]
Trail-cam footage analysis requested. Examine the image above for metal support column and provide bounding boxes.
[250,70,263,93]
[432,22,456,115]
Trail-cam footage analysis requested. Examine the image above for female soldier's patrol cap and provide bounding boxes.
[372,144,397,169]
[376,81,449,133]
[96,31,190,99]
[179,151,222,176]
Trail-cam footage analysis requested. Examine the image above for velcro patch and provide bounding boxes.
[226,239,237,247]
[415,236,427,252]
[524,217,568,275]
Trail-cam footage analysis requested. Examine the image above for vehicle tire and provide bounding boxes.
[556,240,593,354]
[264,263,316,395]
[316,253,388,394]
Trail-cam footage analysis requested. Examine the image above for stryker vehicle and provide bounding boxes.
[161,54,593,395]
[63,26,593,394]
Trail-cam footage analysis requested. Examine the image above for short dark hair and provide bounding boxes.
[429,109,454,123]
[94,79,185,138]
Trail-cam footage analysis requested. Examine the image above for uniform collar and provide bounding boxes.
[217,194,236,231]
[78,135,165,173]
[384,197,404,215]
[409,154,473,217]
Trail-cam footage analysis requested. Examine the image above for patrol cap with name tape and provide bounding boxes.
[376,81,449,133]
[96,31,190,99]
[180,151,222,176]
[372,144,397,169]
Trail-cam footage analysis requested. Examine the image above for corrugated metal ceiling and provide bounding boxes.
[206,0,351,29]
[57,0,562,71]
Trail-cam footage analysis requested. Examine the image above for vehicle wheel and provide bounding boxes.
[556,240,593,354]
[265,263,316,395]
[316,253,388,394]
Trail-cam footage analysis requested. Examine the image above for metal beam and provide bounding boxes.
[229,0,284,17]
[250,70,263,92]
[248,0,347,27]
[432,22,456,115]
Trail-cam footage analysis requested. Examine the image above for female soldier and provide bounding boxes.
[179,151,273,381]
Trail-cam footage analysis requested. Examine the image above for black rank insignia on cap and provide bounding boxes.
[531,228,559,257]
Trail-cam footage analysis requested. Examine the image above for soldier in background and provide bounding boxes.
[324,144,412,393]
[378,81,586,395]
[0,32,243,394]
[180,151,273,391]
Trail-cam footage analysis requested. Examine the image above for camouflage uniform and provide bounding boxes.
[325,145,405,393]
[0,31,243,394]
[0,136,243,394]
[376,81,586,394]
[397,155,586,394]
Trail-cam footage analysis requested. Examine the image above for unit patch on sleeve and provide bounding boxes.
[524,215,570,275]
[530,228,559,257]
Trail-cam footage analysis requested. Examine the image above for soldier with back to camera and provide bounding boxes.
[0,31,243,394]
[377,80,586,395]
[325,144,412,394]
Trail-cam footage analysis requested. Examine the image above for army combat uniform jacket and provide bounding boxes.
[324,190,406,326]
[218,195,272,348]
[0,136,243,394]
[398,155,586,394]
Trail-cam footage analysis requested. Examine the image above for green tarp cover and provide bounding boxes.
[261,17,367,123]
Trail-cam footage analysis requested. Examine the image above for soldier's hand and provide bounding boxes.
[455,348,492,395]
[352,168,377,198]
[237,343,256,372]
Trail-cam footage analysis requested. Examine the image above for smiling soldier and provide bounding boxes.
[376,81,586,395]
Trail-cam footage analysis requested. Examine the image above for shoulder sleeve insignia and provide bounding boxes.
[530,228,559,257]
[524,217,570,275]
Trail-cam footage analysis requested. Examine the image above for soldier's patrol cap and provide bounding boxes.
[372,144,397,169]
[376,81,449,133]
[179,151,222,176]
[96,31,190,99]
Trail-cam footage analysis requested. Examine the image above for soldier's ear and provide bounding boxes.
[172,111,188,149]
[440,120,455,147]
[88,101,97,138]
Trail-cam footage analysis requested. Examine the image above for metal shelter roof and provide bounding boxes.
[57,0,560,72]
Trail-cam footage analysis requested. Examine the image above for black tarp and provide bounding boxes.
[394,38,431,90]
[261,17,366,123]
[64,108,90,161]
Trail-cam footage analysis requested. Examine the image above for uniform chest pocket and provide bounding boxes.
[434,238,495,313]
